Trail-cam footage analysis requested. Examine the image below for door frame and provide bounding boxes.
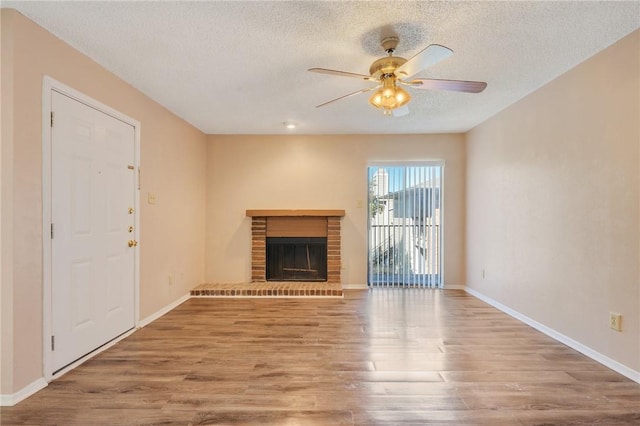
[42,76,141,381]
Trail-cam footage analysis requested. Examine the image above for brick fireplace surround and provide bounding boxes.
[190,209,345,297]
[246,209,345,284]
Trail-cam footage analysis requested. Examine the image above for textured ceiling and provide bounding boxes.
[4,1,640,134]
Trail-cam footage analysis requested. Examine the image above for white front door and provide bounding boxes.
[51,91,136,372]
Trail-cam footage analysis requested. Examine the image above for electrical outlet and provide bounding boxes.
[609,312,622,332]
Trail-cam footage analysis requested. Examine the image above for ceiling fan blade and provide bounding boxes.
[392,105,410,117]
[395,44,454,80]
[410,78,487,93]
[309,68,373,81]
[315,87,377,108]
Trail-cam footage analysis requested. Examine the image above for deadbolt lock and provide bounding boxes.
[128,240,138,247]
[128,207,134,214]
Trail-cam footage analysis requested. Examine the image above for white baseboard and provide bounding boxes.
[138,292,191,328]
[465,287,640,384]
[0,378,47,406]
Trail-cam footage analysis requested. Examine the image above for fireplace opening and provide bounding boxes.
[266,237,327,281]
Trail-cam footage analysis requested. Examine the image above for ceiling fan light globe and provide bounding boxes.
[369,83,411,111]
[374,94,396,109]
[395,86,411,107]
[383,98,397,108]
[369,91,382,108]
[370,92,383,106]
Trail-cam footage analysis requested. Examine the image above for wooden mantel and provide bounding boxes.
[246,209,345,217]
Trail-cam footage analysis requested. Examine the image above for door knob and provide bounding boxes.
[128,240,138,247]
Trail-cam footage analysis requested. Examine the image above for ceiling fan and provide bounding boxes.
[309,36,487,117]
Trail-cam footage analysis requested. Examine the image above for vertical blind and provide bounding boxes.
[368,164,443,288]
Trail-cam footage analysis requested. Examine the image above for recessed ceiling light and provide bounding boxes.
[284,121,296,129]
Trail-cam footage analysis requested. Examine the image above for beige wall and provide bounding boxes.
[1,8,16,395]
[466,30,640,372]
[205,134,466,287]
[1,9,207,395]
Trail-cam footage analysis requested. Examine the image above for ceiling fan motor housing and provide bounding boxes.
[369,56,407,80]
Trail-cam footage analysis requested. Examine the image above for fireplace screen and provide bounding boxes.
[266,237,327,281]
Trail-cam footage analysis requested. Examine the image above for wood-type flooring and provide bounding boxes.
[1,289,639,425]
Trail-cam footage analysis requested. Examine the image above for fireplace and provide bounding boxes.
[266,237,327,281]
[246,210,345,284]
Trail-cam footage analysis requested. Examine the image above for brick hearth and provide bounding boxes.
[191,281,343,297]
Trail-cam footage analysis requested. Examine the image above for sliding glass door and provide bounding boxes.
[368,163,443,288]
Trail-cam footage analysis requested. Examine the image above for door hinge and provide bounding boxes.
[50,223,54,239]
[50,111,55,127]
[51,336,55,351]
